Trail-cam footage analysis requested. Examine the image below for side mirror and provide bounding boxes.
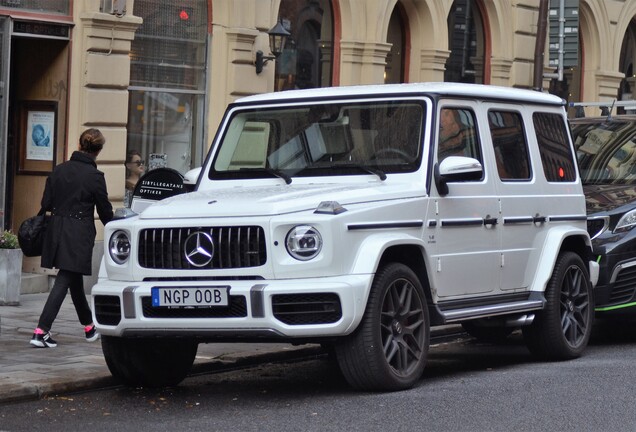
[434,156,483,196]
[183,167,202,192]
[112,207,137,220]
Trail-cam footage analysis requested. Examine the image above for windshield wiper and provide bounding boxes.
[239,167,293,184]
[335,163,387,181]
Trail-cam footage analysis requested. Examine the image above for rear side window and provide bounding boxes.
[532,112,576,182]
[488,110,531,180]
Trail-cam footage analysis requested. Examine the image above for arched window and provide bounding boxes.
[385,4,406,83]
[276,0,334,91]
[445,0,485,84]
[126,0,209,179]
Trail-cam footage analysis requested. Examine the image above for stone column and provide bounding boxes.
[74,11,141,206]
[339,41,392,86]
[72,9,141,291]
[594,70,624,102]
[490,57,514,87]
[417,49,450,83]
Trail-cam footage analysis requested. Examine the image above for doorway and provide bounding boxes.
[0,18,70,275]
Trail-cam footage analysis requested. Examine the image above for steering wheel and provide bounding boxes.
[372,148,412,162]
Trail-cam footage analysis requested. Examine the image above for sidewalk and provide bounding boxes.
[0,293,323,404]
[0,293,464,404]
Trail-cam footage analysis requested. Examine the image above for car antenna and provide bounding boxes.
[600,99,616,121]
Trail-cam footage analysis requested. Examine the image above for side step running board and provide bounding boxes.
[439,299,545,324]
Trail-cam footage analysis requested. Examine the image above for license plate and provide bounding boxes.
[151,286,229,308]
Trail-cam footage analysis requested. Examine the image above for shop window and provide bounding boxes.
[0,0,69,15]
[126,0,208,186]
[276,0,333,91]
[445,0,485,84]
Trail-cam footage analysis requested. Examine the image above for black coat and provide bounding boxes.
[40,151,114,275]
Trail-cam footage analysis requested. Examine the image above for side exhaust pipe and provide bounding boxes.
[505,314,535,327]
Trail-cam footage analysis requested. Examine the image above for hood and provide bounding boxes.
[137,182,423,219]
[584,184,636,214]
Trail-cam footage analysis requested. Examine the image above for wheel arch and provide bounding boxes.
[377,244,432,301]
[530,227,594,293]
[350,235,432,305]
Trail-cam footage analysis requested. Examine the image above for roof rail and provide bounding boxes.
[569,100,636,119]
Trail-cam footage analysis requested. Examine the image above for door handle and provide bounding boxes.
[483,217,498,226]
[533,215,547,224]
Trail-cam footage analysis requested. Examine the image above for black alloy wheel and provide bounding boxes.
[523,251,593,359]
[336,263,430,391]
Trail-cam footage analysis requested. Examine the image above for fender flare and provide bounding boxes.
[349,232,427,275]
[529,226,593,293]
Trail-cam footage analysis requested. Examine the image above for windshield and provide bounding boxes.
[572,120,636,185]
[209,99,425,181]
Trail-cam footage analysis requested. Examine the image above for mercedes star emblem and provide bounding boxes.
[184,231,215,267]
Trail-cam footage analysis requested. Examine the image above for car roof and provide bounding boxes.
[233,82,566,107]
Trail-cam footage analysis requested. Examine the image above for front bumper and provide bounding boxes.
[91,274,373,340]
[593,252,636,314]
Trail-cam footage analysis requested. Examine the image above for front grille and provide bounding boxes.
[272,293,342,325]
[609,265,636,305]
[141,295,247,318]
[138,226,267,270]
[587,216,609,240]
[94,295,122,326]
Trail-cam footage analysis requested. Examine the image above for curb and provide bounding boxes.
[0,374,116,405]
[0,346,324,405]
[0,325,466,405]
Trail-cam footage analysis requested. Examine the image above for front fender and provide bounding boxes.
[349,232,426,275]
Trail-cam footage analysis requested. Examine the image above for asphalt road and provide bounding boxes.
[1,319,635,432]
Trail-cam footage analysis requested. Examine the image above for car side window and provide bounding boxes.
[488,110,531,181]
[438,107,482,164]
[533,112,576,182]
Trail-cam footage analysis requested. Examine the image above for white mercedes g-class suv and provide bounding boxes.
[93,83,598,391]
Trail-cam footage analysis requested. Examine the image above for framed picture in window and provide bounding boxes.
[18,100,57,174]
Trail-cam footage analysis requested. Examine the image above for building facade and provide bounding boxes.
[1,0,635,278]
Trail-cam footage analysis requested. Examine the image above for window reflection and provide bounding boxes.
[0,0,69,14]
[211,101,424,180]
[127,0,208,177]
[276,0,334,91]
[445,0,485,84]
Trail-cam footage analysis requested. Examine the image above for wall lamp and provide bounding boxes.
[255,21,291,74]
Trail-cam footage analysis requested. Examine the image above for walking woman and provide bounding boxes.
[30,128,114,348]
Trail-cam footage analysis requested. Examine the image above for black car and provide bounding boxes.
[571,112,636,316]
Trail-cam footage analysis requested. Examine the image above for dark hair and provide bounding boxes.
[79,128,105,154]
[126,149,142,164]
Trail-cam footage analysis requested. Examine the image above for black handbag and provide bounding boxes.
[18,208,50,257]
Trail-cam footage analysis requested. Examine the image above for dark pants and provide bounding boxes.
[37,269,92,332]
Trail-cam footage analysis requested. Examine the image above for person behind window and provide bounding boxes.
[124,149,145,208]
[438,108,466,160]
[30,128,114,348]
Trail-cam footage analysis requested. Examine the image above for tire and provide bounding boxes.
[462,321,514,343]
[102,336,198,387]
[335,263,430,391]
[523,251,594,360]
